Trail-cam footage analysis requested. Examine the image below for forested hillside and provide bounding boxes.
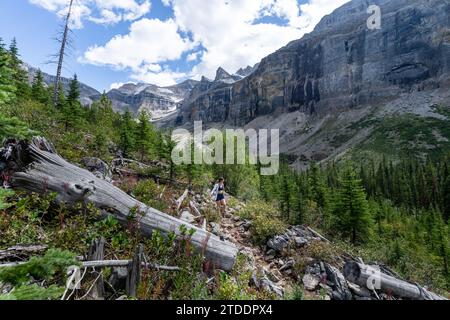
[0,38,449,300]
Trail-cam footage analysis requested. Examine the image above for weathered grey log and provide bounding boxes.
[0,137,238,271]
[0,259,181,271]
[126,244,143,298]
[189,201,201,217]
[87,238,106,299]
[0,245,47,261]
[344,262,447,300]
[176,189,189,211]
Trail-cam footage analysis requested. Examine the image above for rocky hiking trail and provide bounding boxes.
[180,191,447,301]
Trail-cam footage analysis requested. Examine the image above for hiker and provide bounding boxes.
[211,178,226,217]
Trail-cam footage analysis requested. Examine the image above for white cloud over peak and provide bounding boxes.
[29,0,151,29]
[79,0,350,86]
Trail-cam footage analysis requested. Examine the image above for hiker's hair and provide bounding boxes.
[218,177,224,182]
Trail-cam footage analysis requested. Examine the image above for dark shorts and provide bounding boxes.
[216,193,225,202]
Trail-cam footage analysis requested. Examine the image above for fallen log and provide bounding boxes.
[344,261,447,300]
[0,259,181,271]
[176,189,189,211]
[0,244,48,261]
[0,137,237,271]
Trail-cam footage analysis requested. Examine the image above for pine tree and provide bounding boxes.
[119,110,136,157]
[135,110,155,161]
[31,70,49,104]
[308,162,328,209]
[293,179,305,225]
[0,114,32,140]
[0,37,16,105]
[8,38,29,99]
[161,132,179,180]
[333,163,372,244]
[62,74,83,130]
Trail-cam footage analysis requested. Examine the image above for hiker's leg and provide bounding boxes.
[220,199,226,216]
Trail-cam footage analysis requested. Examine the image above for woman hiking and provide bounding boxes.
[211,178,226,217]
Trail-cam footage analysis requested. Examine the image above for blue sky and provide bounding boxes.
[0,0,349,92]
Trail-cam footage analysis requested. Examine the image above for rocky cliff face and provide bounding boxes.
[178,0,450,127]
[105,80,198,119]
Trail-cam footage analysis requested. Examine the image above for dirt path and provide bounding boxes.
[216,206,295,296]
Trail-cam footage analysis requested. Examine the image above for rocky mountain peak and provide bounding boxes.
[236,65,255,77]
[215,67,231,81]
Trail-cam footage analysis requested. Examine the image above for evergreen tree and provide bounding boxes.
[309,162,328,209]
[31,70,49,104]
[8,38,29,98]
[333,163,372,244]
[135,110,155,161]
[0,114,32,140]
[0,38,16,105]
[119,110,136,157]
[62,74,83,130]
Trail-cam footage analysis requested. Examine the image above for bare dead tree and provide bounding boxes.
[53,0,74,107]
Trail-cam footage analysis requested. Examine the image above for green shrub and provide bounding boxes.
[239,200,286,245]
[0,249,79,286]
[0,284,64,300]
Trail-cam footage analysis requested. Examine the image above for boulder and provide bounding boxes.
[294,237,308,247]
[267,235,289,252]
[302,274,321,291]
[324,264,352,300]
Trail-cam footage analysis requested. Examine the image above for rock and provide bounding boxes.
[324,264,352,300]
[279,259,295,272]
[263,267,281,283]
[260,277,284,297]
[81,157,112,182]
[242,221,252,231]
[267,235,289,252]
[209,222,221,236]
[302,274,321,291]
[234,220,245,228]
[232,215,240,222]
[242,231,251,239]
[348,282,373,298]
[294,237,308,247]
[108,267,128,291]
[180,211,196,224]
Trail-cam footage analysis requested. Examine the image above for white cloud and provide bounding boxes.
[130,68,187,87]
[82,18,193,86]
[29,0,151,29]
[110,82,125,90]
[79,0,350,86]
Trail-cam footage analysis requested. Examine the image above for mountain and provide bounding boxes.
[173,0,450,168]
[102,80,199,120]
[25,65,100,105]
[236,64,258,77]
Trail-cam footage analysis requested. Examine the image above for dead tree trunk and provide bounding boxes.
[0,137,238,271]
[87,238,106,300]
[126,245,143,298]
[53,0,74,106]
[344,261,447,300]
